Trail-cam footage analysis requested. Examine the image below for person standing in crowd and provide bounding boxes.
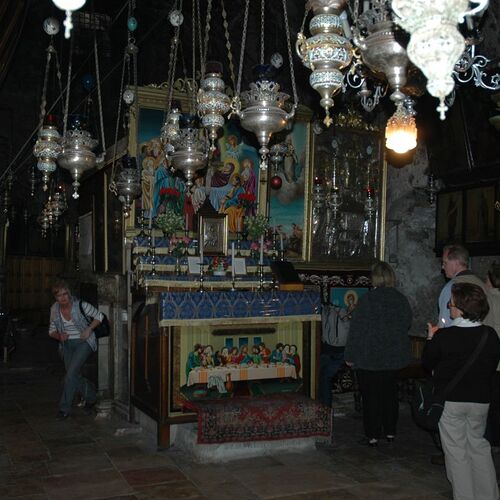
[437,244,491,327]
[319,300,352,407]
[485,263,500,447]
[344,261,412,447]
[48,280,103,419]
[423,283,500,500]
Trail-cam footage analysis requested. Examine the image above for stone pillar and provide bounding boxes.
[96,274,128,416]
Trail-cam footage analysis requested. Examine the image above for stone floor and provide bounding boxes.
[1,326,499,499]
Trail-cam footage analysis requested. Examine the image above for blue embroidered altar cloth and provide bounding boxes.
[159,290,320,323]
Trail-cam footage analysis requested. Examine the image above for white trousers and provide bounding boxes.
[439,401,499,500]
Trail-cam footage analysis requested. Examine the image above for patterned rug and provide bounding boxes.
[183,393,332,444]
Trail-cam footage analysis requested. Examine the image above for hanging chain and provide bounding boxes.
[191,0,196,112]
[109,50,129,193]
[235,0,250,97]
[62,36,74,137]
[94,35,106,156]
[221,0,236,91]
[200,0,212,81]
[299,6,310,35]
[282,0,298,106]
[110,0,136,191]
[38,41,54,129]
[260,0,265,65]
[351,0,360,25]
[53,49,64,117]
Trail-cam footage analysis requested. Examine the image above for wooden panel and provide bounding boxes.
[6,256,65,322]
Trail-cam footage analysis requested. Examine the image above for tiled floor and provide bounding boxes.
[1,328,499,499]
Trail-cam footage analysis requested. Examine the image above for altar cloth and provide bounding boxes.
[159,290,320,326]
[187,363,296,386]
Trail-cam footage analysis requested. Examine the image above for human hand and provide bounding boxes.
[427,322,438,340]
[80,328,92,340]
[345,361,353,368]
[51,331,69,341]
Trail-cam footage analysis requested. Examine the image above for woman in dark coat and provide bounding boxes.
[344,261,412,446]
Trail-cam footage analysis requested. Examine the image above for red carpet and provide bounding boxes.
[183,394,331,444]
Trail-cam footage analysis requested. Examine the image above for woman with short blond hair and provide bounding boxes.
[49,280,103,419]
[345,261,412,447]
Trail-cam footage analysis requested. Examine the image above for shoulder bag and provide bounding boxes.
[79,300,110,339]
[411,329,489,432]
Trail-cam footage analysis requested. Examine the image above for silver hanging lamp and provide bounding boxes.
[231,0,298,170]
[296,0,353,126]
[33,21,63,192]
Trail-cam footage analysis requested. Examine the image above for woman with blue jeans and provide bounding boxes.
[49,280,103,419]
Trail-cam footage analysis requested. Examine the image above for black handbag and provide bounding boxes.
[79,300,110,339]
[411,329,488,432]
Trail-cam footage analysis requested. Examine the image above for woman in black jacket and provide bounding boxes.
[345,261,412,447]
[423,282,500,500]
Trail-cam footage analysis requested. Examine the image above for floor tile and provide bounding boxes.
[121,466,188,486]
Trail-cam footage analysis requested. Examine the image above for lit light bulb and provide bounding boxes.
[385,101,417,154]
[51,0,86,38]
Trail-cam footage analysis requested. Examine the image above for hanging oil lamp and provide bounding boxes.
[170,125,208,187]
[34,115,62,192]
[296,0,353,126]
[114,156,142,218]
[58,117,97,199]
[197,62,231,152]
[33,24,64,192]
[232,0,298,170]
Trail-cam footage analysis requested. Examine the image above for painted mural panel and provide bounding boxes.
[269,121,309,260]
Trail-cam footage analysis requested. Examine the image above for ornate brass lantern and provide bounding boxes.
[392,0,489,119]
[296,0,353,126]
[58,127,97,199]
[234,80,295,169]
[352,1,409,102]
[33,115,62,192]
[115,157,142,218]
[170,128,208,187]
[197,65,231,152]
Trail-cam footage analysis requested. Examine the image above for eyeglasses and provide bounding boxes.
[55,291,69,298]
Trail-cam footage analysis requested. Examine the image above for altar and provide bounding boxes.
[131,287,321,448]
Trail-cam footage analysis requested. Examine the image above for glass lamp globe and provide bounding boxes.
[52,0,86,9]
[51,0,86,38]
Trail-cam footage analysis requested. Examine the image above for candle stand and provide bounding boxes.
[258,264,265,291]
[236,232,242,256]
[198,262,205,293]
[150,246,157,276]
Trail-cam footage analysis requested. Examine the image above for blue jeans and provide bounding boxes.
[59,339,96,413]
[318,347,345,407]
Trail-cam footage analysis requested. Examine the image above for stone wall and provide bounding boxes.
[385,146,500,337]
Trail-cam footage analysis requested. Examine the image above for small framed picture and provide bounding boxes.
[187,256,202,275]
[199,214,228,256]
[232,257,247,275]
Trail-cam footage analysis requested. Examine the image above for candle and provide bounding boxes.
[259,235,264,265]
[237,217,242,233]
[152,227,155,247]
[200,238,204,267]
[279,233,284,253]
[231,242,235,278]
[363,1,370,12]
[148,209,152,229]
